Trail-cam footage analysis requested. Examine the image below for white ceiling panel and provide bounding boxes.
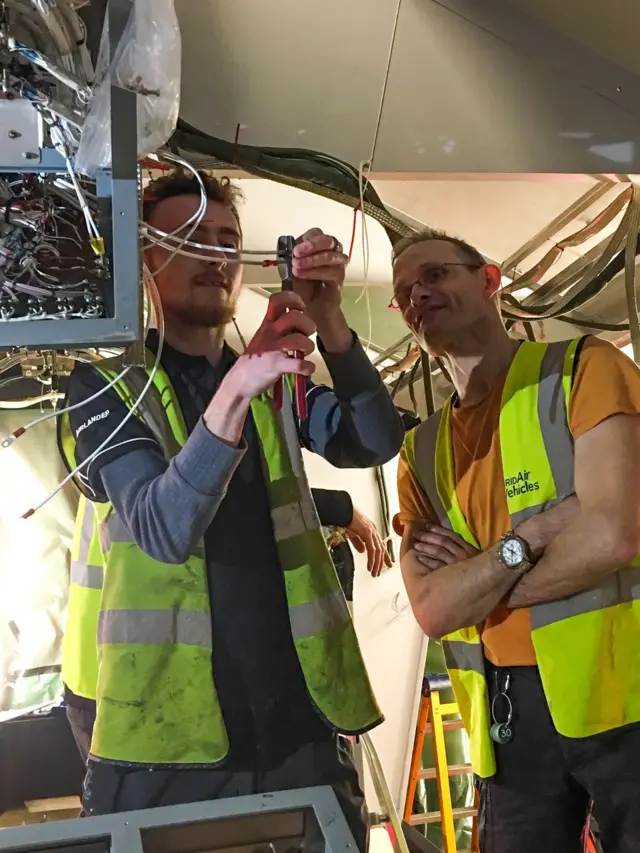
[176,0,640,173]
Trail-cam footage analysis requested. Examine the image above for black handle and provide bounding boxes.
[277,235,295,290]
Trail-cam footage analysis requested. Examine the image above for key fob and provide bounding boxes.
[490,722,513,745]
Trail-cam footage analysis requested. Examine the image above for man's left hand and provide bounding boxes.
[346,507,393,578]
[292,228,351,351]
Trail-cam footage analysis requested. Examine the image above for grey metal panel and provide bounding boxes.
[0,101,44,167]
[0,0,142,352]
[176,0,640,173]
[0,786,358,853]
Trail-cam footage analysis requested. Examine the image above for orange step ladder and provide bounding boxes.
[403,673,479,853]
[404,675,602,853]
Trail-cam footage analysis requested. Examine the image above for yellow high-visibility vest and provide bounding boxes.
[59,355,382,764]
[404,338,640,778]
[62,493,102,700]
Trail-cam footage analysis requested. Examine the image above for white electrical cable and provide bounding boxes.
[142,239,268,267]
[1,363,131,449]
[49,123,102,244]
[353,0,403,353]
[12,148,208,515]
[0,392,64,408]
[10,150,207,519]
[19,271,165,519]
[354,161,373,353]
[144,152,209,278]
[143,224,274,256]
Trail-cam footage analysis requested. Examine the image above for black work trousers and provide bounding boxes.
[66,701,367,853]
[478,662,640,853]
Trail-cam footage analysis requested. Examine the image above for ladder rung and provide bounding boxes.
[410,807,478,826]
[418,764,474,780]
[426,719,465,732]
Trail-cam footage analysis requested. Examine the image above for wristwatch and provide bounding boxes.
[496,530,535,575]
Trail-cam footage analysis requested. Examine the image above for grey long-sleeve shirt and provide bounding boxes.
[68,331,402,564]
[64,330,402,768]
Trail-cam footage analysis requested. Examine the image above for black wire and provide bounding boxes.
[390,369,407,401]
[171,120,407,245]
[407,359,420,413]
[374,465,395,565]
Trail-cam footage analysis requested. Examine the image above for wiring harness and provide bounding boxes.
[0,0,93,142]
[0,171,106,321]
[0,0,107,322]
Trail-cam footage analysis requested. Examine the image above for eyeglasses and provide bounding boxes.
[389,262,483,311]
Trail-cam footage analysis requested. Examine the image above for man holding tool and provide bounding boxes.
[392,228,640,853]
[58,169,403,850]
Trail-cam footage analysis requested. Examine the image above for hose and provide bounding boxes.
[170,120,414,245]
[361,733,411,853]
[170,121,640,344]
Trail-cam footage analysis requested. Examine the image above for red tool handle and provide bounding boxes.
[294,368,307,420]
[273,235,308,420]
[273,376,284,411]
[273,368,307,420]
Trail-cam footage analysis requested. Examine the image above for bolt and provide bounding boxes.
[22,151,38,160]
[8,129,20,139]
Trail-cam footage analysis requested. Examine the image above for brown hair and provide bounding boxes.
[392,228,486,267]
[142,169,244,230]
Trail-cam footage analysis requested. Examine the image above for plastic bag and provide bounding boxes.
[75,0,181,176]
[0,413,78,724]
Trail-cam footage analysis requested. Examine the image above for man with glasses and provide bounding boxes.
[392,228,640,853]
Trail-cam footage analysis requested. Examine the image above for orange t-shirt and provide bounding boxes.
[394,337,640,666]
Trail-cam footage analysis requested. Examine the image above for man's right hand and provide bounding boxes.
[228,290,317,399]
[204,292,316,446]
[412,524,478,571]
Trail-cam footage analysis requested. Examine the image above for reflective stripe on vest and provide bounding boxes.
[404,337,640,775]
[59,354,382,765]
[98,608,212,648]
[61,494,103,700]
[98,509,351,646]
[70,497,104,590]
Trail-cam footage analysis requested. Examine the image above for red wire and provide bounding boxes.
[347,205,360,262]
[141,160,170,171]
[233,123,241,165]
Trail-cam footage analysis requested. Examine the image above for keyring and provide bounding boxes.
[490,671,514,745]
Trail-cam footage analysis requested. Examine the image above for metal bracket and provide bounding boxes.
[0,785,358,853]
[0,0,142,352]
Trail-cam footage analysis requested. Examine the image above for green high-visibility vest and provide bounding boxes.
[59,354,383,764]
[404,338,640,778]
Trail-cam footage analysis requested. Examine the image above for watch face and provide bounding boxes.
[501,537,526,567]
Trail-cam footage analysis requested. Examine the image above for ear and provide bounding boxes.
[484,264,502,299]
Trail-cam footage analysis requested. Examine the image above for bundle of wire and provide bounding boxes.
[0,0,105,320]
[0,171,105,321]
[1,0,93,119]
[4,152,245,519]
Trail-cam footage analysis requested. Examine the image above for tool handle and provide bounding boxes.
[294,371,307,420]
[274,234,308,420]
[273,376,284,411]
